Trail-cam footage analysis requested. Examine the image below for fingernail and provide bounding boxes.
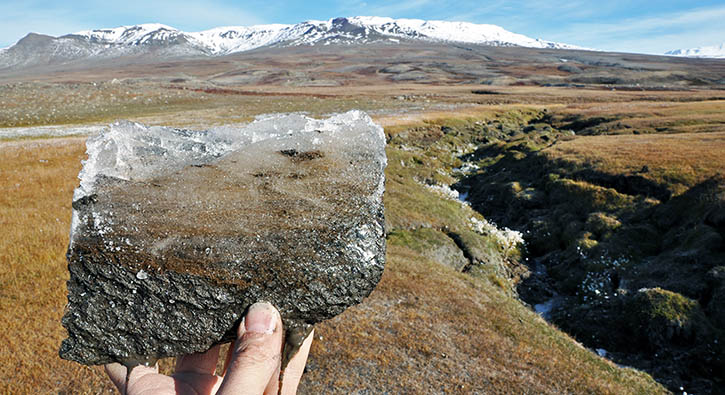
[244,302,277,334]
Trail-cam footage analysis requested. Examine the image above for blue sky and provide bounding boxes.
[1,0,724,54]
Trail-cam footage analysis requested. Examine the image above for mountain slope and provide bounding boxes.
[666,43,725,58]
[0,16,583,69]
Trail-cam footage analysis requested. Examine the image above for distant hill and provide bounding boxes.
[666,43,725,58]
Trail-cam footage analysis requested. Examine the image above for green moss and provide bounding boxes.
[387,228,451,252]
[382,243,666,394]
[679,224,723,253]
[507,181,523,194]
[560,220,585,246]
[634,288,701,323]
[585,212,622,237]
[547,172,561,182]
[575,233,599,251]
[610,224,661,257]
[383,171,470,231]
[387,228,469,271]
[547,178,634,215]
[462,256,512,290]
[624,288,713,351]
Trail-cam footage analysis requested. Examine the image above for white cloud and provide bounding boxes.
[542,4,725,53]
[428,2,725,53]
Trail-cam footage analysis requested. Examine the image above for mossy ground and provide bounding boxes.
[449,99,724,392]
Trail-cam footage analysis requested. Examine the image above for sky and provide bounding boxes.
[1,0,725,54]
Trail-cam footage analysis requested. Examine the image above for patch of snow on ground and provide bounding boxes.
[420,179,524,253]
[469,216,524,253]
[453,162,479,173]
[457,190,469,204]
[577,252,630,302]
[424,183,461,201]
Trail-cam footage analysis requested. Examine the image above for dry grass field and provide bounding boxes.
[0,138,113,392]
[2,82,724,392]
[0,104,672,393]
[545,131,725,195]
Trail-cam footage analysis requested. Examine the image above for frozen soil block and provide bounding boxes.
[60,111,387,366]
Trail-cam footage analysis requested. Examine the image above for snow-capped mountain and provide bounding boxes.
[0,16,583,69]
[666,43,725,59]
[72,16,582,54]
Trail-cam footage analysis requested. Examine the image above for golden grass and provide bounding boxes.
[0,81,417,129]
[545,131,725,194]
[0,138,114,392]
[547,99,725,135]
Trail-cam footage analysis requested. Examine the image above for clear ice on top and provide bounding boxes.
[74,110,386,202]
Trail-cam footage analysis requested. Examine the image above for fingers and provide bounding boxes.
[221,329,280,394]
[222,336,236,375]
[175,344,221,375]
[105,362,166,395]
[263,360,281,395]
[217,302,283,395]
[279,329,314,395]
[173,345,224,395]
[105,363,127,393]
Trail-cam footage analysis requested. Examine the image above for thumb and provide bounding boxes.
[217,302,283,395]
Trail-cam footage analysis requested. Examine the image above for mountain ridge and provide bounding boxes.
[66,16,584,54]
[0,16,585,69]
[666,43,725,58]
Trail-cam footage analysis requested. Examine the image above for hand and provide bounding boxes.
[105,302,313,395]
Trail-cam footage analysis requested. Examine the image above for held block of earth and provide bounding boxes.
[60,111,387,366]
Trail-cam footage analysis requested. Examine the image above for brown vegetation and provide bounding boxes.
[546,130,725,195]
[0,138,112,391]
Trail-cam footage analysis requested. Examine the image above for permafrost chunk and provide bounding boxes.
[60,111,387,365]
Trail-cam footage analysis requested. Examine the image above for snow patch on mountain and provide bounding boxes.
[0,16,586,69]
[666,43,725,59]
[62,16,582,55]
[186,24,290,54]
[346,16,581,49]
[71,24,180,45]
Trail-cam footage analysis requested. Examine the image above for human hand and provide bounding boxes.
[105,302,313,395]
